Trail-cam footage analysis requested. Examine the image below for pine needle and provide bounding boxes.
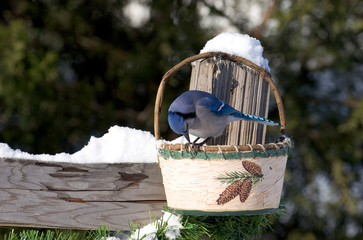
[176,205,285,240]
[216,171,261,185]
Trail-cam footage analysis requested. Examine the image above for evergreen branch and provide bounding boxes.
[177,206,286,240]
[216,171,262,185]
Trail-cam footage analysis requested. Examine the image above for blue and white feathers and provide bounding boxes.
[168,90,279,144]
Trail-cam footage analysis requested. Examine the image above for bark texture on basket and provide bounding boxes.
[190,57,270,145]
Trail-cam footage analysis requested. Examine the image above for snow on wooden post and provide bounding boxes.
[190,58,270,145]
[0,127,166,230]
[189,33,273,146]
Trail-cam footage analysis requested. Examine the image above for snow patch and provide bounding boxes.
[0,126,158,163]
[130,212,183,240]
[200,32,270,71]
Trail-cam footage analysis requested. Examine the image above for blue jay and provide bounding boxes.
[168,90,280,146]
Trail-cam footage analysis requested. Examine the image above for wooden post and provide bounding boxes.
[190,57,270,145]
[0,158,166,230]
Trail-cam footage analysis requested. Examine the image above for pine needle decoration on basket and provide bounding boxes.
[216,171,251,185]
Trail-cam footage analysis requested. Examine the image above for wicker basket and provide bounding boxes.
[154,52,291,216]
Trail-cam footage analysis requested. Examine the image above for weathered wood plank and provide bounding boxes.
[53,189,165,202]
[0,158,166,230]
[0,158,163,192]
[0,188,164,230]
[190,58,270,145]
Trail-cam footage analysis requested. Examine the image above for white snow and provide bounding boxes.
[104,237,121,240]
[0,126,158,163]
[130,212,183,240]
[0,125,199,163]
[130,223,158,240]
[200,32,270,71]
[163,212,184,239]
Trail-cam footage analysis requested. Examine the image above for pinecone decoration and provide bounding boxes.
[239,178,253,202]
[242,160,262,177]
[216,180,244,205]
[216,161,263,205]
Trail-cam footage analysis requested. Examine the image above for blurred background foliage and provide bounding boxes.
[0,0,362,239]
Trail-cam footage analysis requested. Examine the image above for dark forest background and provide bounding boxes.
[0,0,362,239]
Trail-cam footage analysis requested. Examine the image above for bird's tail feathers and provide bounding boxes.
[231,112,280,126]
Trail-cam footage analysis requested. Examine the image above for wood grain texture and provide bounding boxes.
[0,158,166,230]
[190,58,270,145]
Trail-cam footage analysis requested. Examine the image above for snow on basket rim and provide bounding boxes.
[200,32,270,72]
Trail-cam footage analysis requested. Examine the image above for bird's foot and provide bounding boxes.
[191,143,201,153]
[184,142,200,153]
[184,137,212,153]
[184,142,191,151]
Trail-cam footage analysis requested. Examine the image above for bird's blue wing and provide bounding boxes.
[198,94,280,126]
[197,96,238,116]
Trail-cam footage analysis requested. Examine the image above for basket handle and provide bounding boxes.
[154,52,287,140]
